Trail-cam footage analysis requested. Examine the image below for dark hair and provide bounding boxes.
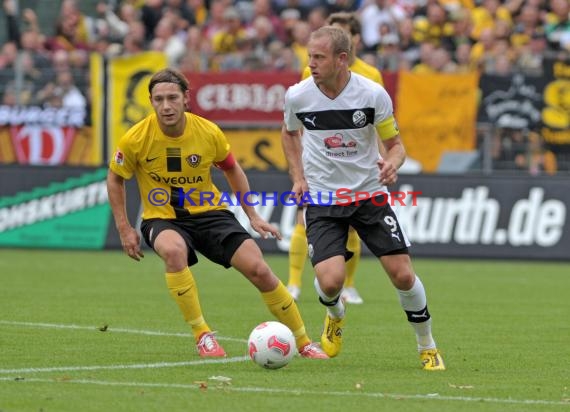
[148,68,189,94]
[326,12,361,37]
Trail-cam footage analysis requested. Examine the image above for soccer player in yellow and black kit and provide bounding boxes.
[287,12,384,304]
[107,68,327,359]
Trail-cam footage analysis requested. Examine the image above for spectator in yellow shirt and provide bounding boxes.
[470,0,513,40]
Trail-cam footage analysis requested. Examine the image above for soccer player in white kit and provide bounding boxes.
[281,26,445,370]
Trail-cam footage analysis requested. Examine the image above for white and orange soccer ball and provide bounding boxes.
[247,321,296,369]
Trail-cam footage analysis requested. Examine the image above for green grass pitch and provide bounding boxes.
[0,248,568,411]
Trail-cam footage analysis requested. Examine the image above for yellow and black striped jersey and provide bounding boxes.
[110,112,230,219]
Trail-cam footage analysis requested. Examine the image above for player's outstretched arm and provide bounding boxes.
[222,160,282,240]
[106,170,144,261]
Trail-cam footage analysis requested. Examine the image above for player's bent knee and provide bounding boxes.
[157,243,187,268]
[390,270,415,290]
[239,258,272,279]
[251,260,272,277]
[316,275,344,297]
[321,283,342,297]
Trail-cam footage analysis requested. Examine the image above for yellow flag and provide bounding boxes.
[396,71,480,172]
[106,52,168,160]
[226,129,288,171]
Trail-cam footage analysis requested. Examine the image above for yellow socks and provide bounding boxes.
[288,223,308,287]
[345,229,361,288]
[261,281,311,350]
[165,267,210,342]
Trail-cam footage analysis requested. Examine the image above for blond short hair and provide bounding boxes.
[310,26,351,56]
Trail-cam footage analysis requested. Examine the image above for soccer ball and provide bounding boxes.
[248,321,296,369]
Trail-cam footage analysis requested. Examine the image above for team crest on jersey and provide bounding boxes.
[352,110,367,127]
[186,154,201,168]
[114,149,124,165]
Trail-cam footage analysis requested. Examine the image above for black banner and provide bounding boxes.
[478,73,547,129]
[478,58,570,170]
[214,170,570,260]
[2,166,568,260]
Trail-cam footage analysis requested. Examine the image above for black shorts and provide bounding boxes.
[140,210,251,268]
[305,195,409,266]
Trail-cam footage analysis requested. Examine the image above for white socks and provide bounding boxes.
[314,276,345,319]
[397,275,436,351]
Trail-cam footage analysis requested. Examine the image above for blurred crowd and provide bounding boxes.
[0,0,569,172]
[2,0,570,104]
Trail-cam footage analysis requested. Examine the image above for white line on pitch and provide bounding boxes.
[0,377,567,407]
[0,320,246,342]
[0,356,249,374]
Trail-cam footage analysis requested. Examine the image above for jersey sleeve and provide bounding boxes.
[212,125,231,163]
[109,134,136,179]
[283,88,303,132]
[375,115,400,140]
[373,87,399,140]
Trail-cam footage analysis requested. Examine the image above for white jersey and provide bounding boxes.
[283,72,394,203]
